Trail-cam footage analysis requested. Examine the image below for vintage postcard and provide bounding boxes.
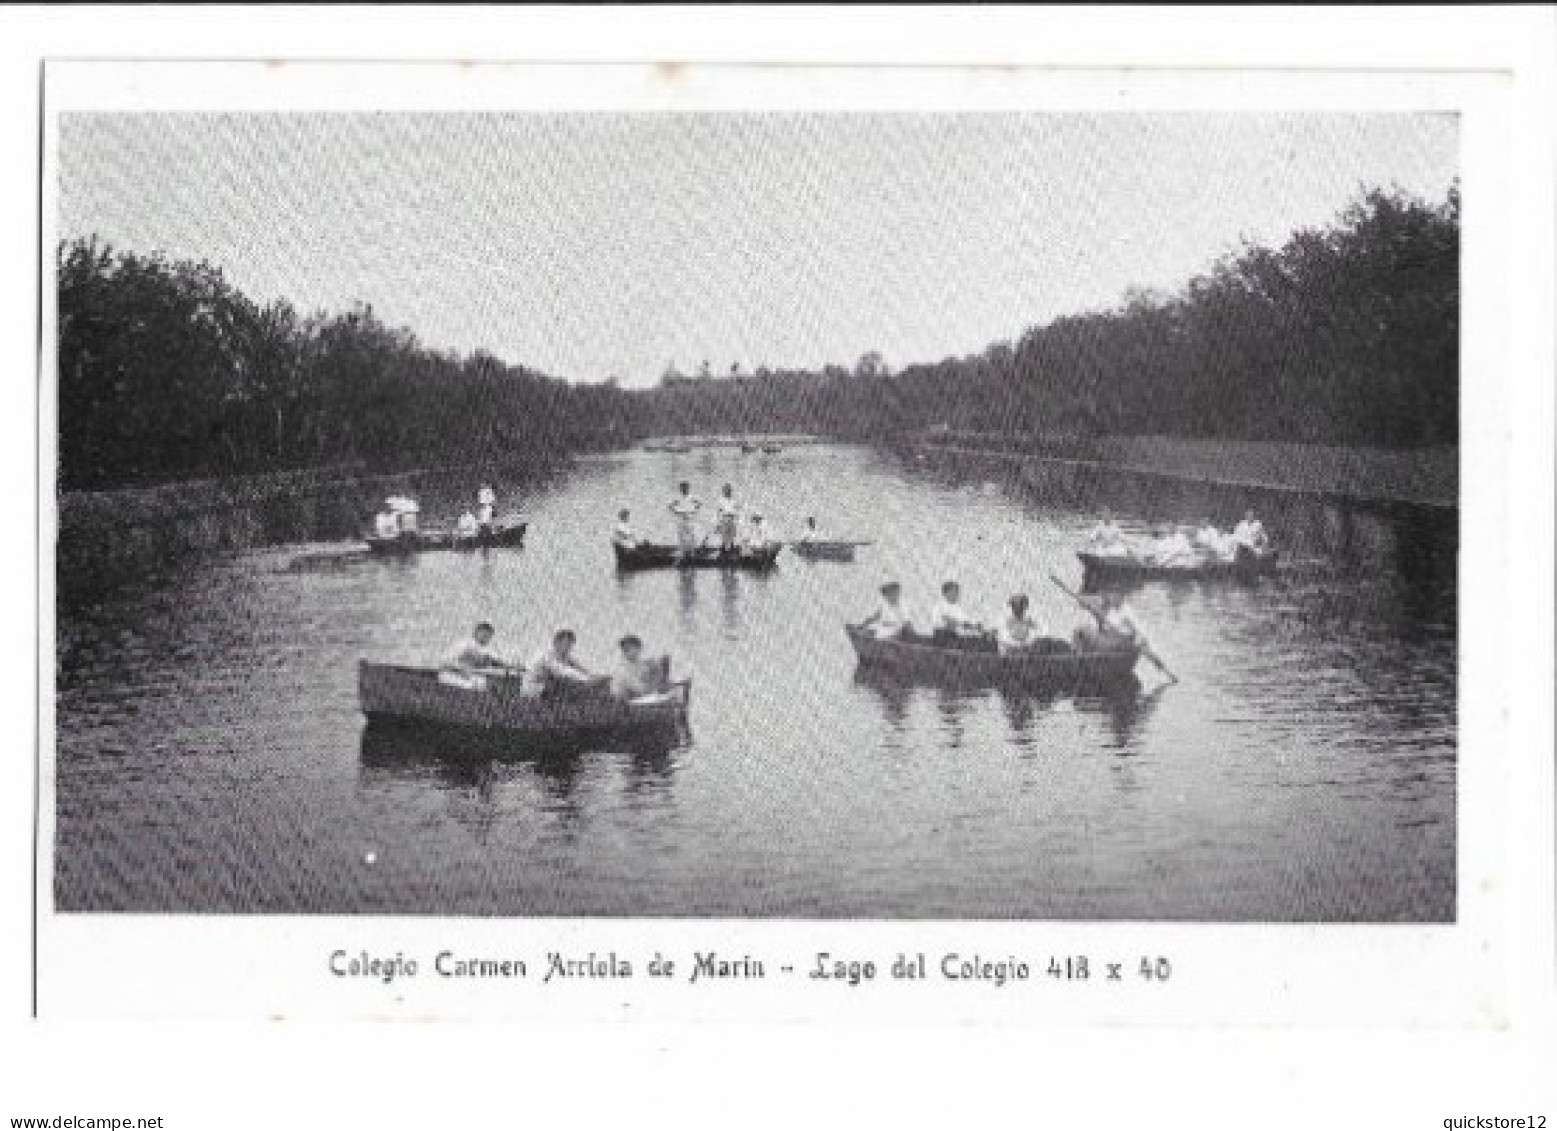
[32,49,1536,1038]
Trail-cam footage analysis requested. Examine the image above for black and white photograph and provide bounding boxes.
[9,10,1555,1130]
[52,105,1460,923]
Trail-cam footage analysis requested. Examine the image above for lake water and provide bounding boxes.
[54,444,1456,919]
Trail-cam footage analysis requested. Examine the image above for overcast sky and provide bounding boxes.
[59,113,1456,387]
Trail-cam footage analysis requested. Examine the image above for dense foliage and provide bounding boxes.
[632,185,1459,448]
[57,184,1456,491]
[56,241,635,490]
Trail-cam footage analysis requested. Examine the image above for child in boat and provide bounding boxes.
[610,635,673,703]
[525,629,610,700]
[861,581,914,640]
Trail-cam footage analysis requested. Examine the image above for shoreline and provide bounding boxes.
[909,435,1457,513]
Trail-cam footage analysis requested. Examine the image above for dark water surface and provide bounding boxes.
[55,445,1456,919]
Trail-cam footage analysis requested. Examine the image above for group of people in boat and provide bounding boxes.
[859,578,1176,680]
[373,484,504,544]
[1088,507,1270,566]
[613,481,825,556]
[441,622,676,704]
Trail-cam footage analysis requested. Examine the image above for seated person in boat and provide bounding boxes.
[715,484,742,551]
[1088,509,1129,556]
[476,484,497,534]
[743,513,775,551]
[612,508,638,550]
[929,581,993,650]
[1073,593,1176,681]
[668,482,703,554]
[1232,510,1269,553]
[456,510,481,542]
[997,594,1043,654]
[610,635,673,703]
[443,622,513,675]
[860,580,914,640]
[525,629,610,700]
[373,508,399,539]
[1149,525,1198,567]
[387,495,420,534]
[1194,518,1233,560]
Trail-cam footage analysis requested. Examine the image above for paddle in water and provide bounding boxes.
[1048,573,1179,684]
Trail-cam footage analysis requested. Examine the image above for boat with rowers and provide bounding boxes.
[367,519,528,555]
[1077,544,1278,586]
[844,626,1138,688]
[358,660,690,742]
[613,542,783,571]
[790,539,873,563]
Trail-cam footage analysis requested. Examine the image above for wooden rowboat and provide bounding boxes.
[358,660,689,741]
[1077,545,1278,586]
[789,539,872,563]
[366,519,528,555]
[612,542,783,571]
[845,625,1137,687]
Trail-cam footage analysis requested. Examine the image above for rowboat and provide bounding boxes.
[845,625,1137,687]
[366,520,528,555]
[358,660,690,743]
[612,542,783,571]
[761,445,783,454]
[789,539,872,563]
[1077,545,1278,586]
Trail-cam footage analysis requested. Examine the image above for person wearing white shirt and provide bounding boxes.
[714,483,742,551]
[929,581,984,637]
[1073,592,1176,682]
[455,510,480,541]
[524,630,608,700]
[373,510,399,539]
[1232,510,1269,552]
[667,481,703,554]
[612,508,638,550]
[1150,526,1197,567]
[1089,510,1129,556]
[860,581,913,640]
[442,622,511,674]
[997,594,1043,654]
[609,635,672,703]
[742,514,773,551]
[1194,518,1231,560]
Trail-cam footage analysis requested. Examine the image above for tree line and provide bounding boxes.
[58,183,1456,491]
[56,239,636,490]
[630,184,1458,449]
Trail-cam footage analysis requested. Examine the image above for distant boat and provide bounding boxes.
[366,519,528,555]
[761,444,783,454]
[1077,545,1278,587]
[613,542,782,572]
[740,443,757,454]
[789,539,872,563]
